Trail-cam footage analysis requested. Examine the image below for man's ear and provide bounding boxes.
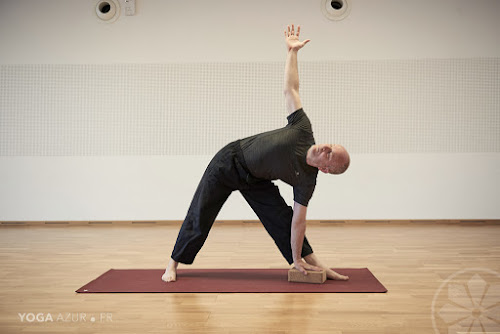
[319,167,329,173]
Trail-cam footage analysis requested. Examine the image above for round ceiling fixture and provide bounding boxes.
[321,0,351,21]
[95,0,120,23]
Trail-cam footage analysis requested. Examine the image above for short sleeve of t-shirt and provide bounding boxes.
[286,108,312,131]
[293,183,316,207]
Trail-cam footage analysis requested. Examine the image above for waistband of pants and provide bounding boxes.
[234,140,249,172]
[233,140,262,185]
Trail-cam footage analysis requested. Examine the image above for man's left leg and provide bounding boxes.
[163,141,242,282]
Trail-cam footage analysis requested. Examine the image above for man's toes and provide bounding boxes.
[162,273,175,282]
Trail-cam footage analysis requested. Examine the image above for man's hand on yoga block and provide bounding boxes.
[293,259,322,275]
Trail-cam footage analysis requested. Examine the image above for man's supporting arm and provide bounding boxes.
[291,201,322,275]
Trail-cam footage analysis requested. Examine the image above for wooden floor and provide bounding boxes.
[0,222,499,334]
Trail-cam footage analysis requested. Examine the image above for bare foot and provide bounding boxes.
[326,268,349,281]
[161,258,178,282]
[303,253,349,281]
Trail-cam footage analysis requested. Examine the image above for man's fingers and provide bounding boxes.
[305,264,322,271]
[294,263,308,275]
[296,25,301,37]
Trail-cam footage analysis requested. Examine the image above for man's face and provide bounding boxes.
[310,144,335,173]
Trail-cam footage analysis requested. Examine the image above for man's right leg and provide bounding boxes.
[240,181,348,280]
[240,181,313,265]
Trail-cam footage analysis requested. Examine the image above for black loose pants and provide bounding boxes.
[171,140,313,265]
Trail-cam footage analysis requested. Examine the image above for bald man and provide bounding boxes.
[163,24,350,282]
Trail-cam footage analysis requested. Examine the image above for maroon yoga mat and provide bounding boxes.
[76,268,387,293]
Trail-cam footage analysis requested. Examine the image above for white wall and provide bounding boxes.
[1,154,499,221]
[1,0,499,221]
[1,0,499,63]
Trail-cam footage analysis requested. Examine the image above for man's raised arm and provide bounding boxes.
[283,24,310,115]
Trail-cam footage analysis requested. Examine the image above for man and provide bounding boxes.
[162,24,350,282]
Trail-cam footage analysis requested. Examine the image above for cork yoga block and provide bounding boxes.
[288,268,327,284]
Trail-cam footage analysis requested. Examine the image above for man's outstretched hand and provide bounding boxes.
[284,24,311,52]
[293,259,323,275]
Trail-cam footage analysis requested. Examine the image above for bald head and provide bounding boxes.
[329,144,350,174]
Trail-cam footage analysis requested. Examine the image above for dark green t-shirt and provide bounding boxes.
[239,109,318,206]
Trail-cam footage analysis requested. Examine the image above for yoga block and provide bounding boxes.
[288,268,326,284]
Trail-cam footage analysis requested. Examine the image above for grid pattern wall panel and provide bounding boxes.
[1,58,498,156]
[303,58,500,153]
